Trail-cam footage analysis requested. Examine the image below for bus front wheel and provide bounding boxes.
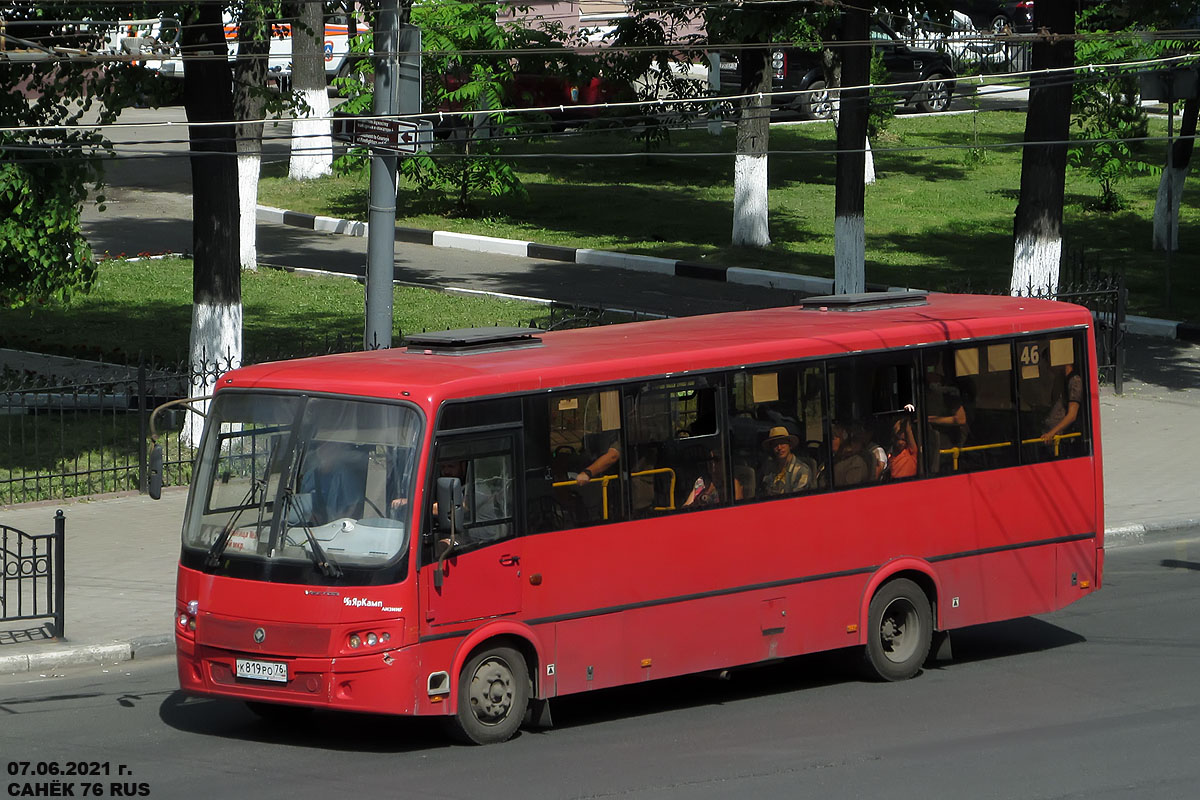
[447,645,530,745]
[862,578,933,681]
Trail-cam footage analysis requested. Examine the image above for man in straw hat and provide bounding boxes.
[759,426,812,496]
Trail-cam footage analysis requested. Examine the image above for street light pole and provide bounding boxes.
[364,0,400,350]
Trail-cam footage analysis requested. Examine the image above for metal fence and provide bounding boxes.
[0,510,65,638]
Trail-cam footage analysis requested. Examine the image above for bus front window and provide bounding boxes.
[183,393,423,579]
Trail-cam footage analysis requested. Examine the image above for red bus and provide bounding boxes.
[172,291,1102,744]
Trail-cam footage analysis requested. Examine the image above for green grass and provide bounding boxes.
[259,109,1199,321]
[0,258,550,503]
[0,257,548,362]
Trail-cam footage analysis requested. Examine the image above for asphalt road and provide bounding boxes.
[2,531,1197,800]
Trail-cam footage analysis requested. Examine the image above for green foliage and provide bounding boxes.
[868,49,898,138]
[333,2,582,213]
[0,2,174,308]
[1069,19,1162,211]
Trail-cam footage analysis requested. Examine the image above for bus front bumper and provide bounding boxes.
[176,635,435,716]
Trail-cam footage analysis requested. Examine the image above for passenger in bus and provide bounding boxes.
[830,422,871,486]
[683,449,723,507]
[759,427,813,496]
[853,422,888,481]
[298,440,363,524]
[926,366,968,472]
[1041,360,1082,446]
[575,432,620,486]
[887,405,919,479]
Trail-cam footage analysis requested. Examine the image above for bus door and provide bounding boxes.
[422,431,523,627]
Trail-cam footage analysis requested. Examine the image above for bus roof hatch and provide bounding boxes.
[798,290,929,311]
[404,327,543,355]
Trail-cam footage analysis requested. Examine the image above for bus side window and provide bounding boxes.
[628,379,726,515]
[524,390,626,532]
[429,435,516,556]
[1017,334,1088,463]
[829,355,917,486]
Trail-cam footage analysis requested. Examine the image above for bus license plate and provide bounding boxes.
[235,658,288,683]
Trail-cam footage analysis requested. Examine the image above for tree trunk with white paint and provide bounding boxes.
[1153,98,1198,251]
[1011,0,1073,296]
[288,0,333,180]
[234,10,270,271]
[826,52,874,188]
[732,48,771,248]
[834,8,869,294]
[181,4,242,448]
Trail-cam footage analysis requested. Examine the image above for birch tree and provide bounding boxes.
[1010,0,1074,295]
[180,1,241,445]
[833,7,870,293]
[234,2,276,270]
[1153,99,1198,251]
[288,0,333,179]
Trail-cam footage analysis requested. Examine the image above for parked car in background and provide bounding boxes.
[719,16,956,120]
[955,1,1035,34]
[886,10,1007,72]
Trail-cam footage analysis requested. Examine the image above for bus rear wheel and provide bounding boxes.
[447,645,530,745]
[862,578,933,681]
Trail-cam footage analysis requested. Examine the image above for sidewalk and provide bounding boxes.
[3,266,1199,676]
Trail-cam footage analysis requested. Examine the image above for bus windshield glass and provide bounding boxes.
[182,392,422,575]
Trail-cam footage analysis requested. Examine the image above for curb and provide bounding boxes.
[1104,518,1200,548]
[257,205,915,297]
[259,205,1196,337]
[0,633,172,676]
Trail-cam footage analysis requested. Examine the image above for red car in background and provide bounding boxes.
[438,70,633,132]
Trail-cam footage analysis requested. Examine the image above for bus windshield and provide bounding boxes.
[182,392,422,575]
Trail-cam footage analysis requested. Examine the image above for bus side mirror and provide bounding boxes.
[148,442,163,500]
[436,476,464,533]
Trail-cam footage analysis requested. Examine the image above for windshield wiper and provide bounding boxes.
[281,488,343,578]
[205,479,263,568]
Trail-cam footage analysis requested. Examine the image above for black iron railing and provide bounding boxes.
[0,510,65,639]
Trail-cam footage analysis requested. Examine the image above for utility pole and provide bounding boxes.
[363,1,421,350]
[364,0,400,350]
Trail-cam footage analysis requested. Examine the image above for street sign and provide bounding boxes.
[351,117,424,153]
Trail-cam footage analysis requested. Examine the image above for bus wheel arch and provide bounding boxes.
[446,630,540,744]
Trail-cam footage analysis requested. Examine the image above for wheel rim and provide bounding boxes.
[467,655,516,727]
[812,87,833,119]
[926,81,948,111]
[878,596,922,664]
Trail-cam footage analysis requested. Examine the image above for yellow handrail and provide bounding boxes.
[552,467,677,520]
[938,431,1082,469]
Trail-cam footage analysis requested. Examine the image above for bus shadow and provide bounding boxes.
[157,691,450,753]
[547,617,1085,731]
[929,617,1086,666]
